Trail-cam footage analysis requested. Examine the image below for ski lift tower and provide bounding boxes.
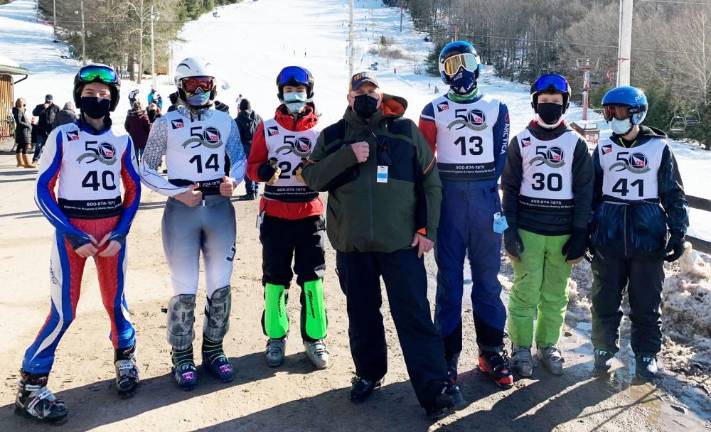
[570,58,600,149]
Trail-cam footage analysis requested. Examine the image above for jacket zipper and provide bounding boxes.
[623,205,628,257]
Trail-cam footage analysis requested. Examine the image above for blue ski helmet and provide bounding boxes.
[602,86,648,125]
[438,40,482,84]
[530,73,571,113]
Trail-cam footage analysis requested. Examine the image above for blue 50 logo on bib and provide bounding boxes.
[76,141,118,166]
[530,146,565,169]
[610,152,650,174]
[182,126,223,149]
[447,108,488,131]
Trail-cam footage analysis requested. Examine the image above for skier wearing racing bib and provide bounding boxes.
[418,41,512,393]
[501,73,593,378]
[246,66,330,369]
[16,64,141,424]
[590,86,688,381]
[140,57,246,390]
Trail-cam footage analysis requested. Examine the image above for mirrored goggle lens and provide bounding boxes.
[442,53,479,76]
[277,66,310,87]
[533,74,568,94]
[181,76,215,93]
[79,66,118,84]
[603,105,630,121]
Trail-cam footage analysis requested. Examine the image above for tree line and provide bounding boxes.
[36,0,242,82]
[387,0,711,149]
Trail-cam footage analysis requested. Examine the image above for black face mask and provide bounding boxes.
[536,102,564,126]
[353,94,379,119]
[80,97,111,120]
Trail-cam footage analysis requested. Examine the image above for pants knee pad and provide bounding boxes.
[264,283,288,339]
[303,279,327,340]
[204,286,231,341]
[167,294,196,350]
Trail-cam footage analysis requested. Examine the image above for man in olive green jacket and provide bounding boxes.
[301,72,458,420]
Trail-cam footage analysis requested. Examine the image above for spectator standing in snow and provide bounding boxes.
[124,100,151,160]
[52,102,77,128]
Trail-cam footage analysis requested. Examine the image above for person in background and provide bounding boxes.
[167,91,180,112]
[31,94,60,165]
[147,86,163,111]
[235,98,262,199]
[124,100,151,160]
[12,97,32,168]
[147,102,161,123]
[52,102,78,129]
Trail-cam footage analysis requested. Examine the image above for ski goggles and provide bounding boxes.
[441,53,479,76]
[180,76,215,93]
[78,65,119,85]
[603,104,632,121]
[277,66,311,87]
[531,73,569,94]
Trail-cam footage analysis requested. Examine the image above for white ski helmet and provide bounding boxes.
[174,57,218,104]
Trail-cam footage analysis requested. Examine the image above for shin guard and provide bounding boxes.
[203,286,231,342]
[303,279,327,340]
[167,295,196,350]
[264,283,288,339]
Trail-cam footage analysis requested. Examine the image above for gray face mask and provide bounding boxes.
[283,91,307,113]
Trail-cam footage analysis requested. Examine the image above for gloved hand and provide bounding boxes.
[664,235,685,262]
[562,228,589,263]
[258,158,281,185]
[503,227,524,261]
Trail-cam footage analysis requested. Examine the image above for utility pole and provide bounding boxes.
[617,0,633,86]
[52,0,57,41]
[577,58,592,121]
[399,0,404,33]
[150,2,156,88]
[348,0,354,78]
[80,0,86,65]
[138,0,144,84]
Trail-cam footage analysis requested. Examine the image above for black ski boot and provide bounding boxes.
[114,346,139,397]
[15,372,68,424]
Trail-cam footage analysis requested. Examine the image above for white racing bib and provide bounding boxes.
[57,124,129,217]
[518,129,579,211]
[262,118,320,202]
[164,110,233,193]
[597,137,665,201]
[431,94,500,180]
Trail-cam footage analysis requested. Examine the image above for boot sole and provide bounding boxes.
[14,405,68,425]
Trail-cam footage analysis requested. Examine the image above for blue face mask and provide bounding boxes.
[185,90,211,107]
[283,91,308,113]
[449,69,477,94]
[610,117,633,135]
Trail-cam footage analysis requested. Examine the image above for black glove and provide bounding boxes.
[664,235,685,262]
[504,227,524,259]
[257,158,279,182]
[562,228,588,262]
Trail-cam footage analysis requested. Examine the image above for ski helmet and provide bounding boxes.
[73,64,121,112]
[438,40,482,84]
[602,86,648,125]
[530,73,571,113]
[276,66,314,100]
[174,57,218,104]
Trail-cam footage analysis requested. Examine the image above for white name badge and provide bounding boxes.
[377,165,389,183]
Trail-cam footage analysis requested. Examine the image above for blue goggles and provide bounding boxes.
[531,73,569,94]
[277,66,310,87]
